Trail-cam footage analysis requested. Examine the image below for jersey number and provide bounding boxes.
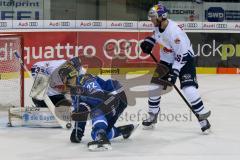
[175,55,182,62]
[86,82,98,92]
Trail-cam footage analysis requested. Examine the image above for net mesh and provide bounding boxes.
[0,35,23,110]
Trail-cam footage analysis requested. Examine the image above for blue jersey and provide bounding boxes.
[71,74,127,137]
[71,74,122,109]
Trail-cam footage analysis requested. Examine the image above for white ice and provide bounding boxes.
[0,74,240,160]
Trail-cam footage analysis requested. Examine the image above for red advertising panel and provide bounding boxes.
[2,31,159,69]
[20,32,78,67]
[1,31,240,74]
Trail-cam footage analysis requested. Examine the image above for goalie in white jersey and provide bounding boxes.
[31,57,85,107]
[140,2,211,132]
[8,57,84,128]
[31,59,67,107]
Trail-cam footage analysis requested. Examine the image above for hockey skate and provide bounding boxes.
[197,110,211,121]
[199,119,211,134]
[117,124,139,139]
[142,112,159,129]
[196,110,211,134]
[88,132,112,151]
[70,128,84,143]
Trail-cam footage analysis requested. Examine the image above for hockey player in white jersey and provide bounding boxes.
[140,2,211,132]
[8,57,84,128]
[30,57,86,106]
[31,59,67,107]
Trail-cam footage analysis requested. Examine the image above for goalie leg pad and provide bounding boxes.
[8,106,61,128]
[29,73,50,100]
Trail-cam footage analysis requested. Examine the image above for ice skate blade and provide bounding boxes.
[201,128,212,135]
[88,144,112,151]
[142,124,156,130]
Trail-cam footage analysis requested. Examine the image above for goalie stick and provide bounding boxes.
[14,52,72,129]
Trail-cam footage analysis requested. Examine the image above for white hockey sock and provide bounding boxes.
[148,96,161,114]
[182,86,209,115]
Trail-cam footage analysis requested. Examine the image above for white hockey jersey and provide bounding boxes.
[152,19,195,72]
[31,59,66,96]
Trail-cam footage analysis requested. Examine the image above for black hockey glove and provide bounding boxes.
[70,85,85,96]
[167,69,179,85]
[140,37,156,54]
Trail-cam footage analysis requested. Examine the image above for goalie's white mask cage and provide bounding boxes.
[0,34,24,110]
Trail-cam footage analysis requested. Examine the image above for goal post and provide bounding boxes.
[0,34,24,109]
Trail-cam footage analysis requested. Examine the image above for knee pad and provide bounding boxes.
[91,116,108,140]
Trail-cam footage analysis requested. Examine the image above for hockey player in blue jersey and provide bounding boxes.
[57,58,136,151]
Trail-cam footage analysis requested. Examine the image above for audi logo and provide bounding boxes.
[187,23,198,28]
[0,22,7,27]
[103,39,150,60]
[29,22,38,26]
[216,24,227,29]
[92,22,102,26]
[61,22,70,26]
[123,23,133,27]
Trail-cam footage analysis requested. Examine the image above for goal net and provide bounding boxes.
[0,34,24,110]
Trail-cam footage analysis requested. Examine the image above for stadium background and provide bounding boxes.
[1,0,240,75]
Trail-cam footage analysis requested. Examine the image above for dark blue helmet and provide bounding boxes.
[148,2,168,20]
[69,57,82,71]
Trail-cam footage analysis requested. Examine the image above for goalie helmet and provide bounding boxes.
[148,2,168,20]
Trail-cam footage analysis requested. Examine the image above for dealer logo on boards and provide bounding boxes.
[206,7,225,22]
[123,22,133,28]
[216,23,227,29]
[186,23,198,28]
[0,21,7,27]
[92,22,102,27]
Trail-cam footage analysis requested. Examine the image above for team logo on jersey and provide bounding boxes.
[182,74,191,80]
[163,47,173,53]
[174,38,181,44]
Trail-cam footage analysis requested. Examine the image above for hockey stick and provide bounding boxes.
[71,92,120,121]
[14,52,72,129]
[149,53,200,120]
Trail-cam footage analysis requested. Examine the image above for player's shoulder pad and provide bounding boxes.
[79,73,95,85]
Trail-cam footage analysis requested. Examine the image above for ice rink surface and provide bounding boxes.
[0,74,240,160]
